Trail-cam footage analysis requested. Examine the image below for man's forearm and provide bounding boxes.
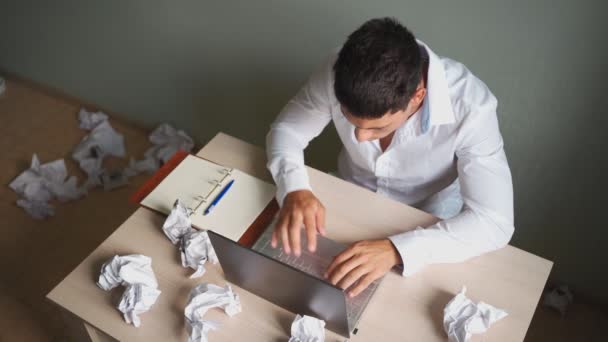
[389,206,514,276]
[266,125,313,205]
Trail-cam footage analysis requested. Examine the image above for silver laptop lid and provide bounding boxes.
[207,230,351,337]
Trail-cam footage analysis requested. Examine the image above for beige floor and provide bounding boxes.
[0,75,606,341]
[0,76,157,341]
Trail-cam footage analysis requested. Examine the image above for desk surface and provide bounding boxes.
[48,132,552,341]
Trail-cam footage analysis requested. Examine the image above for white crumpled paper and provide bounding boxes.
[74,108,162,188]
[122,123,194,178]
[73,118,126,160]
[78,108,109,130]
[9,110,195,219]
[288,314,326,342]
[117,283,162,327]
[123,156,159,178]
[97,254,161,327]
[162,199,194,244]
[187,319,220,342]
[180,230,218,278]
[184,283,241,342]
[162,200,217,278]
[443,287,508,342]
[73,109,126,190]
[9,154,85,219]
[16,199,55,220]
[97,254,159,290]
[145,123,194,163]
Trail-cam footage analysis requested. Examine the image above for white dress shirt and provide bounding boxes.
[266,41,514,276]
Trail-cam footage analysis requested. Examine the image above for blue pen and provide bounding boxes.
[204,179,235,215]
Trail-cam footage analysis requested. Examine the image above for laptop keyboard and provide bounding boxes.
[252,224,381,330]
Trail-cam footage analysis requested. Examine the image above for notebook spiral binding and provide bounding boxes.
[189,167,234,214]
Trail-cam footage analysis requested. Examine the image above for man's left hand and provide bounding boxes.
[324,239,401,298]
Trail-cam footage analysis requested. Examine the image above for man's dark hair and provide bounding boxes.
[333,17,422,118]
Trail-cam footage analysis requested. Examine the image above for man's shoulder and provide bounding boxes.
[440,57,498,121]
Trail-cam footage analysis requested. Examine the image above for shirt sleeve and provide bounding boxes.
[388,94,515,276]
[266,54,336,205]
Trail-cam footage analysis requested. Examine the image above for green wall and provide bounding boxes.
[1,0,607,303]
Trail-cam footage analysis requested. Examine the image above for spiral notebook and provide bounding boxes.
[140,154,277,241]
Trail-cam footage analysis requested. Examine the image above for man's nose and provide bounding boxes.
[355,128,373,142]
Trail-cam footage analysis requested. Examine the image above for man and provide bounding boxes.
[266,18,514,298]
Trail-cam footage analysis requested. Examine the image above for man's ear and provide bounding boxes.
[412,86,426,106]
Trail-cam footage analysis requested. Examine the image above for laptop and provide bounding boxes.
[207,222,382,338]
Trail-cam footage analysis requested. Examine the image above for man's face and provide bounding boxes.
[341,86,426,142]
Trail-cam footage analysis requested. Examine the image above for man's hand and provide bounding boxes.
[271,190,326,256]
[324,239,401,298]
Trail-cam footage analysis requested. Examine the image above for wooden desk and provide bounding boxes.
[48,132,552,341]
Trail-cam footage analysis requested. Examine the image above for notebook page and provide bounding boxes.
[141,155,228,213]
[141,155,276,241]
[190,168,276,240]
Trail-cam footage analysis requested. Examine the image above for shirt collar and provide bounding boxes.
[416,40,456,134]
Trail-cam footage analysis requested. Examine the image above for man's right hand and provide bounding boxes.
[271,190,326,256]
